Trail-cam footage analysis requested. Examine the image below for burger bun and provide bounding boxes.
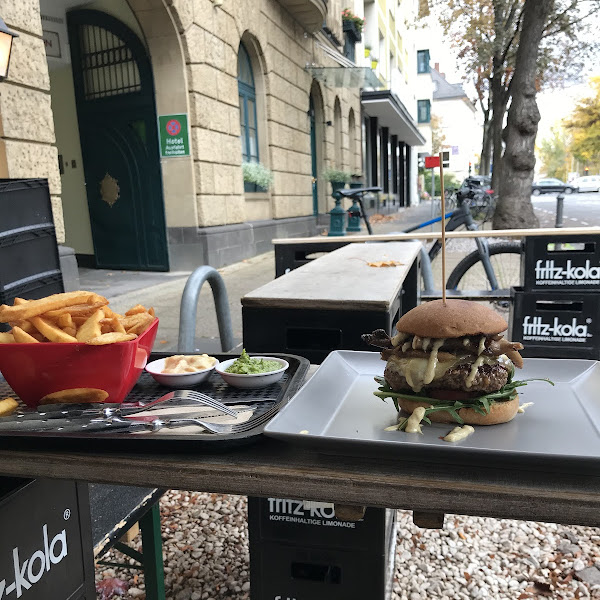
[395,299,508,339]
[398,393,519,426]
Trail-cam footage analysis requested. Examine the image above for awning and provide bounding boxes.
[361,90,426,146]
[306,66,382,89]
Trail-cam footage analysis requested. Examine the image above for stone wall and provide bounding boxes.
[169,0,363,228]
[0,1,64,242]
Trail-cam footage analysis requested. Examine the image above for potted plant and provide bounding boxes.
[242,161,273,192]
[323,168,350,191]
[371,56,379,70]
[349,172,364,189]
[341,8,364,43]
[364,44,371,58]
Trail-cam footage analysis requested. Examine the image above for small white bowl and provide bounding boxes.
[215,356,289,389]
[145,357,219,388]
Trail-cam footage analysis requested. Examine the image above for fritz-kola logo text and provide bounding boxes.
[522,316,591,338]
[535,259,600,281]
[0,525,67,598]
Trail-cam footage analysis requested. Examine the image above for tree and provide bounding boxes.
[538,127,570,180]
[494,0,554,229]
[431,0,600,227]
[565,77,600,166]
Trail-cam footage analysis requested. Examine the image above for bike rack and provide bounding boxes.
[178,266,235,353]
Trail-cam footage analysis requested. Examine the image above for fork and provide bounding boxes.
[122,389,238,418]
[77,402,281,435]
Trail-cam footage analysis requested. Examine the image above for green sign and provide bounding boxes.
[158,114,190,157]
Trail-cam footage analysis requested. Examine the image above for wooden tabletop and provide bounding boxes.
[242,241,421,311]
[272,226,600,244]
[0,437,598,527]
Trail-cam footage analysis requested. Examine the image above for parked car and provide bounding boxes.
[571,175,600,193]
[531,178,576,195]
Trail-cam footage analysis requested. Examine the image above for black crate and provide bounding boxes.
[0,225,60,287]
[249,541,395,600]
[249,498,396,600]
[0,179,55,233]
[509,287,600,359]
[0,478,95,599]
[522,235,600,291]
[242,305,401,364]
[248,497,395,552]
[0,270,64,332]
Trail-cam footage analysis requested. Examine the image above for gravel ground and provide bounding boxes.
[96,490,600,600]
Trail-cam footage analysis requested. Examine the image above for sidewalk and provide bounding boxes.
[77,201,532,351]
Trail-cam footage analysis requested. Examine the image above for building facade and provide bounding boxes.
[431,67,481,182]
[0,0,424,273]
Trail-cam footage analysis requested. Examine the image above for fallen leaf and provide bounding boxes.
[526,582,553,596]
[464,572,471,581]
[159,339,168,344]
[458,531,467,540]
[367,260,405,267]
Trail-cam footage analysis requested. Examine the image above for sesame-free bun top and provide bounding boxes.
[395,299,508,338]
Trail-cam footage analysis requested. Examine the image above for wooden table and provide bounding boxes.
[242,242,422,362]
[0,434,598,527]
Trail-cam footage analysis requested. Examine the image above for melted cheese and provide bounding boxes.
[517,402,534,414]
[405,407,426,433]
[443,425,475,443]
[478,336,487,355]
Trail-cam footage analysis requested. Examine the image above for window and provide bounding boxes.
[417,50,430,74]
[238,42,259,192]
[343,33,356,62]
[417,99,431,123]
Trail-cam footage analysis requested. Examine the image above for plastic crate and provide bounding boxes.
[248,498,396,600]
[0,224,59,287]
[0,179,55,233]
[0,270,64,332]
[522,235,600,291]
[509,287,600,359]
[0,479,95,599]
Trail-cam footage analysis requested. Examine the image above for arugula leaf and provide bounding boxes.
[375,375,553,428]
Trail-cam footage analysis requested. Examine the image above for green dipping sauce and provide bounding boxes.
[225,349,282,374]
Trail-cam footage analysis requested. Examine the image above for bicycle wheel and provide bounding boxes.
[446,242,522,314]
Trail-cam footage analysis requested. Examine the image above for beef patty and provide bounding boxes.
[384,362,509,394]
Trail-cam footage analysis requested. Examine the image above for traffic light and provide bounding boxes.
[468,162,472,175]
[584,167,589,175]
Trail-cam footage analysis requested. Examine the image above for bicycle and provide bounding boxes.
[337,187,522,310]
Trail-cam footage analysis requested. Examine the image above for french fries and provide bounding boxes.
[39,388,109,405]
[0,292,156,346]
[0,397,18,416]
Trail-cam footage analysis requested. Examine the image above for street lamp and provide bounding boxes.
[0,17,18,82]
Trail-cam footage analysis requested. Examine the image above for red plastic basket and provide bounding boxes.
[0,319,158,408]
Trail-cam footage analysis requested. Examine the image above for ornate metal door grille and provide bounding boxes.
[78,24,141,100]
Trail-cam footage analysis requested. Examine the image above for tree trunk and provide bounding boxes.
[490,62,505,191]
[479,120,492,176]
[493,0,554,229]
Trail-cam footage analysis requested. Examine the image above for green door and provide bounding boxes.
[309,96,318,215]
[68,10,169,271]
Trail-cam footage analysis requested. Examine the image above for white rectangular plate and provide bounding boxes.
[264,351,600,474]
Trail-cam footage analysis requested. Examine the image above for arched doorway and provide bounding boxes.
[67,9,168,271]
[309,81,325,215]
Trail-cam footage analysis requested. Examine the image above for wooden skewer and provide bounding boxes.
[439,152,446,305]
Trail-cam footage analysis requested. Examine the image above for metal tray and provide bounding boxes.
[0,352,309,451]
[264,351,600,474]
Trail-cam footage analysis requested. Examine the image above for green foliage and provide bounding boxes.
[242,162,273,190]
[422,170,459,195]
[322,168,351,183]
[565,77,600,163]
[537,127,569,181]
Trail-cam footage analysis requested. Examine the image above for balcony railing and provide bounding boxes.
[277,0,327,33]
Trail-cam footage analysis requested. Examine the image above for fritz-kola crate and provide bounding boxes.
[522,235,600,290]
[509,287,600,359]
[0,478,95,599]
[248,497,396,600]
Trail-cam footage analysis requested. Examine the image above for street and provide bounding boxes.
[531,191,600,227]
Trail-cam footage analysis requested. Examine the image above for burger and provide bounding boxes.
[362,299,535,428]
